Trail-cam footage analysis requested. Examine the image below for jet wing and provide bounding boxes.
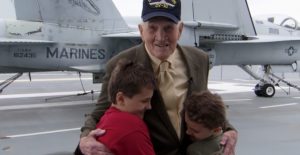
[0,38,55,45]
[183,20,239,31]
[102,31,140,38]
[69,65,105,73]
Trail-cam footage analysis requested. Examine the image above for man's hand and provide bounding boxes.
[79,129,113,155]
[220,130,238,155]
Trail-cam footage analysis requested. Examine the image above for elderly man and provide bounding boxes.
[76,0,237,155]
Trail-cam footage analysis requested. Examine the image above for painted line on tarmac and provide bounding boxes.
[223,99,253,105]
[0,77,92,83]
[209,82,253,94]
[1,128,80,139]
[259,103,298,109]
[0,91,98,99]
[233,78,257,83]
[0,100,94,111]
[224,99,252,102]
[0,73,86,76]
[24,77,92,82]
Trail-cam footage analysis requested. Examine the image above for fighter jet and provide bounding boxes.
[1,0,300,97]
[0,0,141,92]
[179,0,300,97]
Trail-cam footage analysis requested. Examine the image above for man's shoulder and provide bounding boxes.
[178,45,208,67]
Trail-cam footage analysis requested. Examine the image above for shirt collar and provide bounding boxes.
[145,44,177,72]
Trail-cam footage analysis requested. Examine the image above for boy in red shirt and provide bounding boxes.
[96,60,156,155]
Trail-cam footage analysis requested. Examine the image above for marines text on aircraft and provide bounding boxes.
[0,0,141,92]
[2,0,300,97]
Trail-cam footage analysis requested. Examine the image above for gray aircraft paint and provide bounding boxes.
[1,0,300,96]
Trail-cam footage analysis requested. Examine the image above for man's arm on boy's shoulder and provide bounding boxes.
[221,130,237,155]
[221,120,238,155]
[77,83,112,155]
[76,129,113,155]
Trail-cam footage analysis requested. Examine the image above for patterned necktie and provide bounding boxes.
[158,61,173,86]
[157,61,181,137]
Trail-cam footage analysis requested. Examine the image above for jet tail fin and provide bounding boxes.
[14,0,130,32]
[182,0,256,36]
[0,0,16,19]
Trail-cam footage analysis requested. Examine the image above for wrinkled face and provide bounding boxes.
[118,86,153,118]
[185,112,214,141]
[139,17,183,60]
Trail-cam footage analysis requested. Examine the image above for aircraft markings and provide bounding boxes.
[69,0,100,15]
[13,52,36,58]
[46,47,106,59]
[285,46,298,56]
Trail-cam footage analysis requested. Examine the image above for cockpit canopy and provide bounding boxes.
[255,14,300,30]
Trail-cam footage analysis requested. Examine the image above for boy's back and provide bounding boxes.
[95,60,156,155]
[187,134,223,155]
[97,107,154,155]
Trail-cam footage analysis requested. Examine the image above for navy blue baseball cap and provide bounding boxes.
[142,0,181,23]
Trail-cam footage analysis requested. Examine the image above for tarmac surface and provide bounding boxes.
[1,65,300,155]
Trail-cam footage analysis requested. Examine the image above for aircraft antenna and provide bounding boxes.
[191,0,198,47]
[28,72,32,81]
[191,0,195,20]
[0,73,23,93]
[35,0,43,21]
[45,72,97,102]
[78,72,86,93]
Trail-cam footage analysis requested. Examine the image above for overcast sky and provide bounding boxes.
[1,0,300,22]
[112,0,300,21]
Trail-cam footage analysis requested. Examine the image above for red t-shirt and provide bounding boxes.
[96,106,155,155]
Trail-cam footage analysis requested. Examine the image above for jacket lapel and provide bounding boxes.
[178,45,199,95]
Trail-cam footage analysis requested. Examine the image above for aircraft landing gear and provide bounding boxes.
[254,83,275,97]
[239,64,300,97]
[0,73,23,93]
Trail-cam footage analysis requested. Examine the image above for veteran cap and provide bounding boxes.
[142,0,181,23]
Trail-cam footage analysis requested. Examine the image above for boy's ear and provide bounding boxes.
[116,92,125,105]
[212,127,223,133]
